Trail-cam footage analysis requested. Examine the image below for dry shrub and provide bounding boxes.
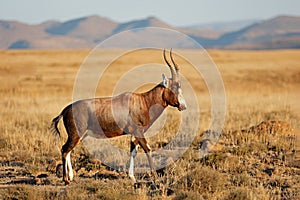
[174,165,226,195]
[223,186,270,200]
[172,191,203,200]
[0,185,65,200]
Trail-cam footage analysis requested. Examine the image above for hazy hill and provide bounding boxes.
[0,20,46,48]
[45,15,119,43]
[0,19,92,49]
[113,16,171,33]
[215,15,300,49]
[0,15,300,49]
[188,19,259,32]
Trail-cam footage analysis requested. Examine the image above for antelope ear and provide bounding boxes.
[162,74,169,88]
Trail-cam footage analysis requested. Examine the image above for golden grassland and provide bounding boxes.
[0,49,299,199]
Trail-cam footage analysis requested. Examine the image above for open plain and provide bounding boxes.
[0,49,299,199]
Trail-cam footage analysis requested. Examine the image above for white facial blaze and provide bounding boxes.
[178,88,187,109]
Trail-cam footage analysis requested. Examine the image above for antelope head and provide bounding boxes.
[162,49,187,111]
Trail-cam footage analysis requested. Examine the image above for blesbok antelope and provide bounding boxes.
[50,49,187,185]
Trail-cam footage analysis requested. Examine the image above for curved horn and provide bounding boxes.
[163,49,176,80]
[170,49,179,73]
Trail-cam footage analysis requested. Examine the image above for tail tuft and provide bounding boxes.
[50,115,63,137]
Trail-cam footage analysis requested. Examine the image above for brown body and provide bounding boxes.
[51,49,187,184]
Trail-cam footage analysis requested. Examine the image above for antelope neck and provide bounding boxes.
[142,85,167,110]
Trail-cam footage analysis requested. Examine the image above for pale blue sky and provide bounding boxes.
[1,0,299,26]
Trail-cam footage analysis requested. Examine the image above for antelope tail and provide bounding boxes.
[50,114,63,137]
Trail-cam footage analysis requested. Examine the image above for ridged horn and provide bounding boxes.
[163,49,177,80]
[170,48,179,73]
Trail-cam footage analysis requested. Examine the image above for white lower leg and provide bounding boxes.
[63,153,68,181]
[129,146,138,182]
[66,152,73,181]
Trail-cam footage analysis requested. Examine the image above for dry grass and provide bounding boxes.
[0,49,299,199]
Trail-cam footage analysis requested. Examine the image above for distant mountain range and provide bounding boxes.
[1,15,300,49]
[187,19,260,32]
